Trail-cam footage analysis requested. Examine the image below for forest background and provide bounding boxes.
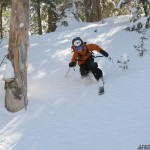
[0,0,150,40]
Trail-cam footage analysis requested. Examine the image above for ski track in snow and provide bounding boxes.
[0,16,150,150]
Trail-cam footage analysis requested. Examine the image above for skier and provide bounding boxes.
[69,37,109,82]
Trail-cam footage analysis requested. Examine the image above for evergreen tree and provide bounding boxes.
[30,0,42,35]
[117,0,150,30]
[56,0,81,29]
[46,0,58,32]
[0,0,10,39]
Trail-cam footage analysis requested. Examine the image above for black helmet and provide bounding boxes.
[72,37,84,51]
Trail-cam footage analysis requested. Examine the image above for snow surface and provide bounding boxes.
[0,15,150,150]
[2,58,15,81]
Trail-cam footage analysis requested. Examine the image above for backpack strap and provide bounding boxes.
[71,46,75,52]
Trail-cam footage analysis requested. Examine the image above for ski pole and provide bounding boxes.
[64,67,71,78]
[64,67,76,78]
[0,55,7,66]
[93,55,113,63]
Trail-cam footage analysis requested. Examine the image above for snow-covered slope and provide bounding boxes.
[0,16,150,150]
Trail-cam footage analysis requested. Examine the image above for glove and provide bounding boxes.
[69,62,76,67]
[100,50,109,57]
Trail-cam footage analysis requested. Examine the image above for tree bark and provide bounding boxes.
[140,0,149,16]
[96,0,102,21]
[36,1,42,35]
[84,0,93,22]
[84,0,102,22]
[92,0,102,21]
[47,6,57,33]
[5,0,29,112]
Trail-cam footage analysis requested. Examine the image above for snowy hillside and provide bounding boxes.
[0,15,150,150]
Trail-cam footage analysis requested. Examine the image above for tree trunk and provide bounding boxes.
[140,0,148,16]
[36,1,42,35]
[5,0,29,112]
[92,0,102,21]
[84,0,93,22]
[47,6,57,33]
[97,0,102,21]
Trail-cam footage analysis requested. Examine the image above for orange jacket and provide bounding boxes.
[71,44,103,65]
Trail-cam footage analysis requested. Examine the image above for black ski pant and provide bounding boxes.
[79,57,103,81]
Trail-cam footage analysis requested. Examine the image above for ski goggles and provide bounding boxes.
[72,45,84,51]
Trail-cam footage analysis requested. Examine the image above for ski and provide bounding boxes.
[98,78,104,95]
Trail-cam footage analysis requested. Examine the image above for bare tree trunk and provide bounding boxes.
[92,0,102,21]
[5,0,29,112]
[84,0,102,22]
[36,1,42,35]
[140,0,148,16]
[84,0,93,22]
[47,6,57,33]
[96,0,102,21]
